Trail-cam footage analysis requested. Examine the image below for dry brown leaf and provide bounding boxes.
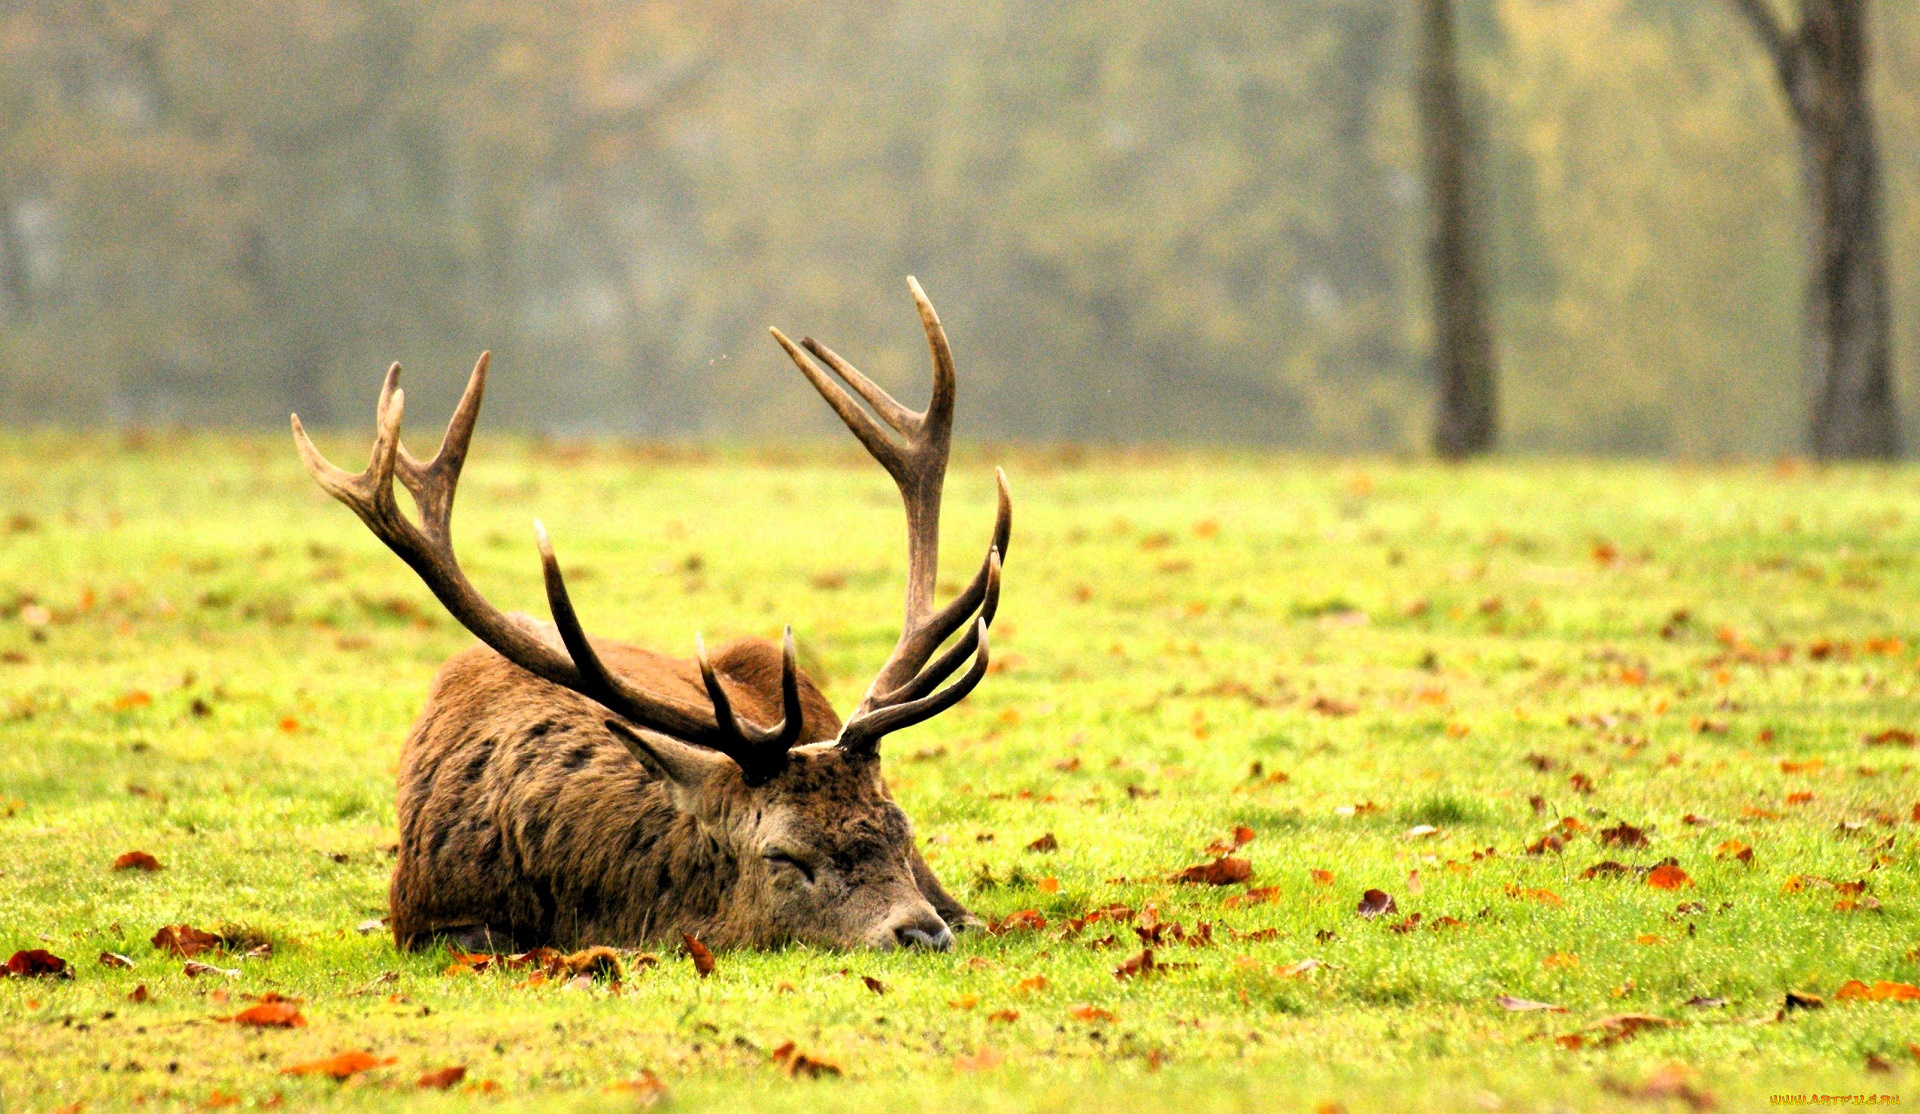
[1172,856,1252,886]
[112,851,162,872]
[417,1066,466,1090]
[1026,832,1059,853]
[1356,889,1397,919]
[151,924,223,957]
[3,950,71,979]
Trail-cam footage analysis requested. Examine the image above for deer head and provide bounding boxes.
[292,278,1006,951]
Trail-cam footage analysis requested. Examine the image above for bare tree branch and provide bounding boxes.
[1728,0,1796,70]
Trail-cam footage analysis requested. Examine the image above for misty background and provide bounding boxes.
[1,1,1916,455]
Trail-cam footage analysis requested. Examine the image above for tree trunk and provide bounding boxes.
[1419,0,1498,460]
[1731,0,1896,459]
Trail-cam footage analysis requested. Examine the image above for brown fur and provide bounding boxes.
[390,624,972,952]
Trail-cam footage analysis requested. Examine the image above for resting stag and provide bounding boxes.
[292,279,1007,953]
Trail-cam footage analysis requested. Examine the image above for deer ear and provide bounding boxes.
[605,720,735,795]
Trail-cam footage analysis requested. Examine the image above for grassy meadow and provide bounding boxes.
[2,431,1918,1111]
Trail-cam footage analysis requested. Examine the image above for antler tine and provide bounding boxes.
[396,352,489,541]
[905,275,956,438]
[840,619,990,755]
[794,338,918,435]
[537,521,717,743]
[300,357,818,782]
[769,327,903,476]
[878,546,1000,708]
[776,278,1006,755]
[692,627,807,784]
[889,468,1011,682]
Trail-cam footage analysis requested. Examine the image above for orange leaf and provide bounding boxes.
[1714,840,1753,863]
[1542,952,1578,970]
[230,1001,306,1028]
[604,1070,668,1099]
[1016,975,1050,994]
[1836,980,1874,1001]
[1067,1004,1116,1023]
[280,1051,396,1080]
[1646,865,1692,890]
[1037,877,1060,894]
[112,851,162,872]
[681,935,714,977]
[1309,869,1335,886]
[954,1048,1003,1072]
[948,994,978,1011]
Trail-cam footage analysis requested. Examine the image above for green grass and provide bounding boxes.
[2,432,1919,1111]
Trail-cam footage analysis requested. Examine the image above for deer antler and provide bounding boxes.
[291,354,805,784]
[771,277,1011,754]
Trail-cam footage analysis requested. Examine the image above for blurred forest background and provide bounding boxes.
[0,0,1915,455]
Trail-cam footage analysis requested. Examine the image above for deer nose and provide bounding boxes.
[888,911,954,952]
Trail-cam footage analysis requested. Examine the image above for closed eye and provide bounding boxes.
[765,851,816,885]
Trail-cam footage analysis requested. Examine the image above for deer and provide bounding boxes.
[291,279,1007,954]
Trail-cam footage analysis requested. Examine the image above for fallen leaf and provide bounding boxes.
[112,851,162,872]
[1172,856,1252,885]
[1205,826,1258,854]
[1309,869,1335,886]
[1599,823,1649,849]
[1114,948,1159,980]
[128,984,150,1003]
[954,1048,1003,1072]
[1835,980,1920,1002]
[1276,958,1327,978]
[1624,1063,1715,1110]
[1782,990,1825,1013]
[1684,996,1727,1008]
[230,1001,306,1028]
[418,1066,466,1090]
[151,924,224,957]
[98,951,134,969]
[1714,840,1753,864]
[991,909,1046,933]
[1356,889,1397,919]
[948,994,978,1010]
[1037,876,1060,894]
[183,961,239,978]
[1016,975,1050,994]
[1495,995,1566,1012]
[1068,1004,1116,1023]
[1636,934,1667,946]
[280,1051,396,1080]
[1647,864,1692,890]
[606,1070,669,1103]
[682,935,714,978]
[862,975,886,996]
[3,950,71,979]
[1542,952,1579,970]
[1309,696,1356,717]
[1224,886,1281,909]
[1026,832,1059,853]
[987,1008,1020,1023]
